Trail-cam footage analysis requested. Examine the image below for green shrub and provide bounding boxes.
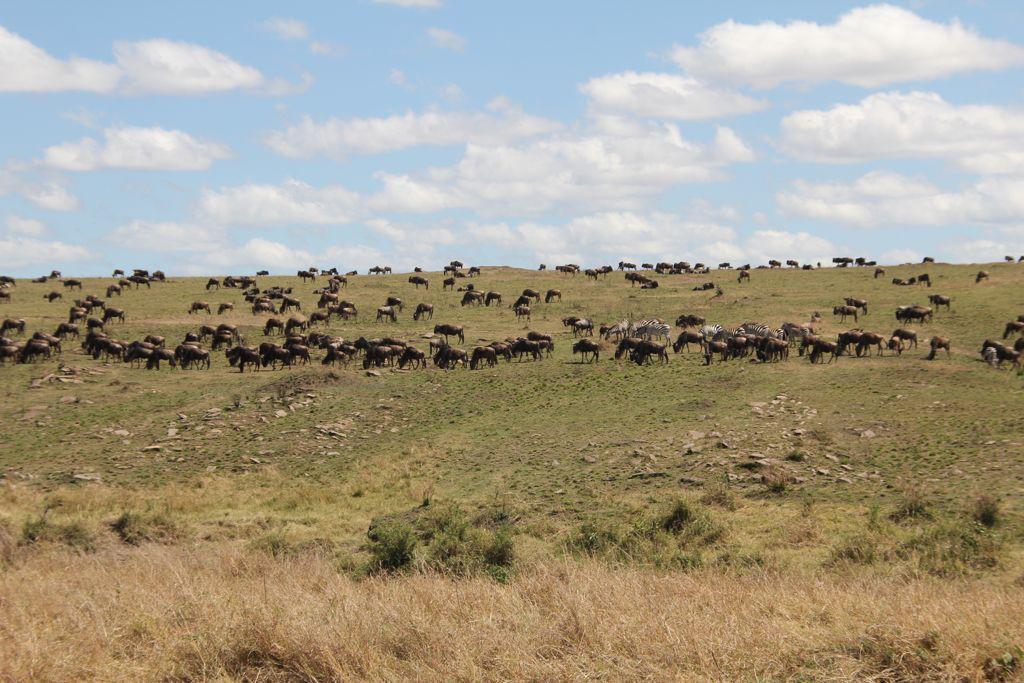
[20,516,96,552]
[110,511,181,545]
[367,520,418,572]
[900,520,1001,576]
[699,483,738,511]
[890,484,933,522]
[971,493,1000,528]
[657,498,724,547]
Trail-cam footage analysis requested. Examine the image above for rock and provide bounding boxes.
[73,472,102,482]
[860,430,876,439]
[274,409,288,418]
[815,468,830,476]
[167,428,178,437]
[679,476,704,486]
[366,370,381,377]
[628,471,668,480]
[59,395,78,404]
[583,454,598,463]
[113,429,130,437]
[682,443,700,455]
[686,430,706,440]
[143,445,161,451]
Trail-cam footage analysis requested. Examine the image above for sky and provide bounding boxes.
[2,1,1024,276]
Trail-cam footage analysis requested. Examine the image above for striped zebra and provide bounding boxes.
[698,323,724,341]
[602,319,630,340]
[630,318,671,343]
[734,322,771,338]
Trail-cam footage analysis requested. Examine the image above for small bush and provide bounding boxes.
[110,511,181,545]
[785,450,806,462]
[900,520,1001,576]
[828,534,885,566]
[762,468,792,494]
[0,518,15,566]
[972,493,1000,528]
[890,484,933,522]
[367,520,418,572]
[657,499,724,546]
[570,520,621,555]
[699,483,738,511]
[20,516,96,552]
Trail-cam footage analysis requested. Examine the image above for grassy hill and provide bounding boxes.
[1,261,1022,679]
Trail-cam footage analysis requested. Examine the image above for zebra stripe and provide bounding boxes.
[698,324,723,340]
[735,322,771,338]
[631,318,671,342]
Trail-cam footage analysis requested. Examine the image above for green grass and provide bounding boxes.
[1,262,1022,566]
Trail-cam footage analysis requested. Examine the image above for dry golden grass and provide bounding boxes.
[1,543,1021,681]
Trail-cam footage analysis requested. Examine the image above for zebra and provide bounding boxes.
[602,319,630,340]
[734,322,771,338]
[630,318,671,343]
[698,324,723,341]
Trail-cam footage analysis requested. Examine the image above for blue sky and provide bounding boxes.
[2,1,1024,275]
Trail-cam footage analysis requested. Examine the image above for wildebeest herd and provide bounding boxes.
[1,258,1022,374]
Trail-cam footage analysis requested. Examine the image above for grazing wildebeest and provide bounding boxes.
[545,289,561,303]
[976,270,989,283]
[981,340,1020,369]
[19,339,53,363]
[205,278,220,290]
[105,284,121,298]
[298,270,316,282]
[54,322,79,339]
[737,270,750,283]
[469,346,497,369]
[854,332,886,357]
[408,275,429,289]
[675,314,705,329]
[68,307,87,324]
[572,339,600,362]
[672,330,702,353]
[1,318,25,335]
[844,298,868,315]
[757,337,789,362]
[808,339,839,364]
[509,338,542,361]
[443,277,456,291]
[217,303,234,315]
[63,279,83,290]
[397,346,426,369]
[434,324,465,344]
[433,343,468,369]
[874,267,885,279]
[308,311,330,327]
[103,307,126,324]
[895,305,932,324]
[279,296,302,313]
[44,291,63,303]
[927,294,951,311]
[484,291,502,307]
[461,291,485,307]
[833,305,858,323]
[145,348,178,370]
[891,328,919,349]
[926,337,951,360]
[252,300,277,315]
[189,301,212,315]
[284,316,308,335]
[514,304,531,322]
[522,288,542,302]
[263,318,284,336]
[413,303,434,321]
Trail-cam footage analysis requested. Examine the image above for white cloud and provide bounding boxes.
[0,165,81,212]
[43,126,231,171]
[427,27,466,52]
[581,71,767,120]
[780,91,1024,173]
[0,26,304,95]
[777,171,1024,227]
[0,25,121,93]
[673,5,1024,89]
[309,41,346,57]
[197,179,362,226]
[389,68,409,87]
[106,220,226,251]
[367,117,755,215]
[264,99,562,158]
[262,18,309,41]
[374,0,441,6]
[5,214,47,237]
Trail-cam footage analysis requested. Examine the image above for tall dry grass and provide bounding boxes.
[1,544,1021,681]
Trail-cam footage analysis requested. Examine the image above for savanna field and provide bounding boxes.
[1,261,1023,680]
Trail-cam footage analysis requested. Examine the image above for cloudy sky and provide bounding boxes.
[3,1,1024,275]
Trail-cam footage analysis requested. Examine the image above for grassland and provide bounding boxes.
[1,261,1023,680]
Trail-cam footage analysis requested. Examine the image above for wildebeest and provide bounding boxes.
[63,279,83,290]
[44,291,63,303]
[443,277,456,291]
[469,346,497,369]
[1,318,26,335]
[217,303,234,315]
[263,318,284,336]
[514,304,531,322]
[434,324,465,344]
[672,330,702,353]
[808,339,839,364]
[895,305,932,324]
[572,339,600,362]
[461,291,485,307]
[412,303,434,321]
[976,270,989,283]
[103,307,126,324]
[844,298,868,315]
[376,306,397,323]
[205,278,220,290]
[675,314,705,329]
[545,289,561,303]
[917,273,931,287]
[926,337,951,360]
[1003,321,1024,339]
[189,301,211,315]
[484,291,502,307]
[891,328,919,349]
[433,343,468,369]
[54,322,79,339]
[279,296,302,313]
[854,332,886,357]
[408,275,429,289]
[737,270,750,283]
[832,305,858,323]
[874,267,885,279]
[927,294,951,311]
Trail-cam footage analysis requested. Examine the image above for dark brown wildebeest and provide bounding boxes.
[891,328,919,349]
[483,291,502,307]
[433,343,468,369]
[855,332,886,357]
[112,269,124,277]
[737,269,750,283]
[572,339,600,362]
[927,294,951,311]
[217,303,234,315]
[895,305,932,324]
[397,346,426,369]
[874,267,886,279]
[263,318,284,336]
[808,339,839,364]
[19,339,52,363]
[145,348,177,370]
[434,323,464,344]
[45,291,63,303]
[106,284,122,298]
[206,278,220,290]
[413,303,434,321]
[0,290,10,304]
[844,298,868,315]
[1003,321,1024,338]
[833,305,858,323]
[103,307,126,324]
[835,330,863,356]
[692,282,715,291]
[981,340,1021,369]
[629,340,669,365]
[571,318,594,337]
[672,330,702,353]
[298,270,316,282]
[768,259,782,268]
[260,345,293,369]
[917,273,931,287]
[757,337,789,362]
[279,296,302,313]
[63,279,83,290]
[317,292,340,308]
[284,316,308,335]
[521,288,541,302]
[703,340,728,365]
[469,346,497,369]
[128,275,150,289]
[527,331,552,350]
[976,270,989,283]
[926,337,951,360]
[922,256,935,263]
[461,291,484,307]
[786,260,799,268]
[143,334,165,347]
[252,300,277,315]
[514,304,531,322]
[308,311,330,327]
[54,322,79,339]
[510,338,542,361]
[408,275,429,289]
[443,277,456,291]
[545,288,561,303]
[468,266,481,277]
[68,306,87,324]
[385,296,404,312]
[189,301,211,315]
[675,314,705,328]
